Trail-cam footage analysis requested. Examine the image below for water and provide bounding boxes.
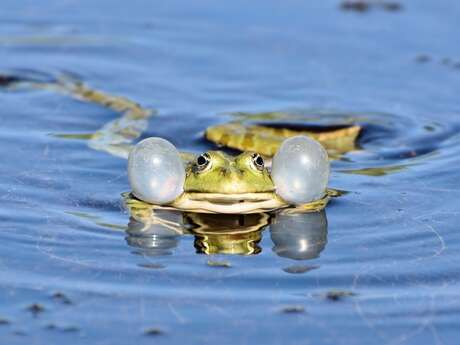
[1,1,460,344]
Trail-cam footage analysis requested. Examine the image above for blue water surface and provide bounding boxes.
[1,1,460,344]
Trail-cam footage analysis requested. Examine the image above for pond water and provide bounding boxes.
[1,1,459,344]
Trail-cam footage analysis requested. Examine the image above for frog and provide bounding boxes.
[178,151,283,213]
[0,73,360,214]
[127,134,332,214]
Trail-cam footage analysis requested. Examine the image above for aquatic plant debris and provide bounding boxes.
[207,260,232,268]
[415,55,431,63]
[26,303,45,317]
[0,318,10,325]
[339,165,406,176]
[144,327,164,336]
[45,324,80,333]
[340,0,402,12]
[205,122,361,159]
[138,263,166,269]
[0,74,19,86]
[280,306,306,314]
[62,326,80,333]
[320,290,357,301]
[415,54,460,72]
[51,292,73,305]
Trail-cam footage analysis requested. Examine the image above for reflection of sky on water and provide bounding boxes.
[271,211,327,260]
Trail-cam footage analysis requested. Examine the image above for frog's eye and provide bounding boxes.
[194,153,211,172]
[128,137,185,205]
[271,136,329,204]
[251,153,265,171]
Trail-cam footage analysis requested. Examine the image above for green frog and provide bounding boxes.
[126,143,331,214]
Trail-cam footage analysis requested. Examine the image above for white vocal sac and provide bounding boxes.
[128,137,185,204]
[271,136,329,204]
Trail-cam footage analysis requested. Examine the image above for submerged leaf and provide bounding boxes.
[206,122,361,158]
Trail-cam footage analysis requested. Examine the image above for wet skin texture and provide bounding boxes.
[184,151,274,194]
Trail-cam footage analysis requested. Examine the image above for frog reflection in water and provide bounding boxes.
[125,201,327,258]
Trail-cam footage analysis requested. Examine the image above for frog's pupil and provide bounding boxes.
[197,155,207,166]
[252,153,264,170]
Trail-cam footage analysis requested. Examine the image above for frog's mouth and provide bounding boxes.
[171,192,287,214]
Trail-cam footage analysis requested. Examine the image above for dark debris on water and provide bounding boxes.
[144,327,165,336]
[52,292,73,305]
[340,0,402,12]
[45,324,80,333]
[26,303,45,316]
[0,74,19,86]
[280,306,306,314]
[45,324,57,330]
[62,326,80,333]
[0,318,11,325]
[321,290,357,301]
[415,54,460,71]
[415,54,431,63]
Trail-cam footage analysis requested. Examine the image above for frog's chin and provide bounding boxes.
[170,192,288,214]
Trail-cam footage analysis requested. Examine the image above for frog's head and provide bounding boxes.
[184,151,274,194]
[128,136,329,214]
